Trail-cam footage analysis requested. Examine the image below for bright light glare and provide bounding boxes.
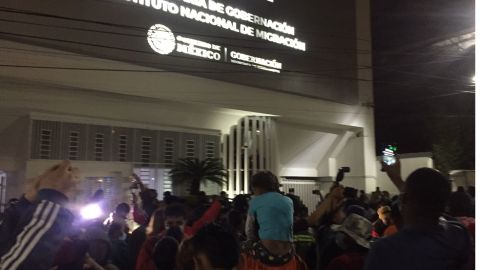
[472,75,476,84]
[81,203,102,220]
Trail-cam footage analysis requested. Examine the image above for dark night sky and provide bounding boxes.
[371,0,475,156]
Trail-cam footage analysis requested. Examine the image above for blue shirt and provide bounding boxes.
[248,192,293,242]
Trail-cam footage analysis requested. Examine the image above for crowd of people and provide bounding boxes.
[0,159,475,270]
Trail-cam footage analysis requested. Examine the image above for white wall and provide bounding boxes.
[0,117,30,200]
[275,121,339,177]
[375,154,434,195]
[335,136,369,191]
[0,79,254,135]
[25,159,134,206]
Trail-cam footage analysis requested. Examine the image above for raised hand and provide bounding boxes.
[380,156,404,191]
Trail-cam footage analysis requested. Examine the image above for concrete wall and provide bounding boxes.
[0,80,250,135]
[0,117,30,200]
[374,154,434,195]
[275,121,339,177]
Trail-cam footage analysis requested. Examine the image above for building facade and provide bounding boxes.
[0,0,377,209]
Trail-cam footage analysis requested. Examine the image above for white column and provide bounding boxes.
[235,119,242,194]
[259,117,265,170]
[242,117,249,193]
[252,117,258,175]
[228,127,235,197]
[222,134,228,192]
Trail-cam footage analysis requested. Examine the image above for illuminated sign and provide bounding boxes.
[124,0,306,52]
[147,23,282,72]
[1,0,359,103]
[147,24,176,54]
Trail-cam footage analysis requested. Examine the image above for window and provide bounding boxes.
[164,138,174,166]
[119,135,128,161]
[95,133,104,161]
[186,139,196,158]
[39,129,52,159]
[141,136,152,164]
[68,131,80,160]
[205,141,216,159]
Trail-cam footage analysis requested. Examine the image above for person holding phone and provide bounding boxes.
[366,160,474,270]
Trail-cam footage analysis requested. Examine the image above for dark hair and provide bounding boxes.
[148,189,158,199]
[153,237,179,270]
[115,203,131,215]
[191,224,240,269]
[151,209,166,236]
[250,171,280,192]
[232,194,250,213]
[165,204,187,218]
[404,168,451,219]
[448,190,474,217]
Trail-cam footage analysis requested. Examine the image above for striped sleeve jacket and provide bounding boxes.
[0,189,73,270]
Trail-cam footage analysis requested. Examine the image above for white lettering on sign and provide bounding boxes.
[182,0,207,9]
[256,29,306,51]
[123,0,306,51]
[180,6,239,32]
[208,0,225,14]
[177,43,222,60]
[230,50,282,73]
[175,35,222,60]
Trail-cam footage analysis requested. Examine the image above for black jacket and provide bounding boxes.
[0,189,73,270]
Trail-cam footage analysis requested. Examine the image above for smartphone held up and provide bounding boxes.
[382,145,397,166]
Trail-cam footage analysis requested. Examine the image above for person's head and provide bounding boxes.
[376,187,380,192]
[164,191,172,197]
[148,189,158,200]
[448,190,474,217]
[232,194,250,213]
[92,189,104,202]
[114,203,130,219]
[191,224,240,270]
[467,186,475,198]
[377,206,392,225]
[457,186,465,193]
[147,209,166,236]
[220,191,228,198]
[153,236,179,270]
[164,204,187,231]
[250,171,280,195]
[343,187,358,199]
[402,168,451,224]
